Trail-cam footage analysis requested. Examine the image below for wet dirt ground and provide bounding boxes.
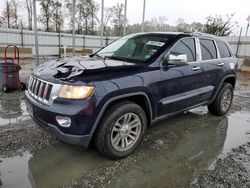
[0,61,250,188]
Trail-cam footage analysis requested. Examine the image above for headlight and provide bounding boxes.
[58,85,94,99]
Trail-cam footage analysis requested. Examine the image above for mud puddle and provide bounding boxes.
[0,106,250,188]
[0,146,112,188]
[0,92,30,129]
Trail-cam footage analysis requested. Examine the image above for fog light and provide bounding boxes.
[56,116,71,127]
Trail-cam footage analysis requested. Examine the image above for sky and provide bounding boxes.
[102,0,250,35]
[0,0,249,35]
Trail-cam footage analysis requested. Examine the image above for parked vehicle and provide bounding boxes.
[25,32,237,159]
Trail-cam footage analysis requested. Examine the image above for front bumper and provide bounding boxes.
[32,113,91,147]
[25,90,96,147]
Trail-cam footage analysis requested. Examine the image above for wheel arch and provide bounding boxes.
[210,74,236,104]
[223,76,236,88]
[89,92,153,142]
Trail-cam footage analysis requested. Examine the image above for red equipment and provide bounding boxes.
[3,45,26,92]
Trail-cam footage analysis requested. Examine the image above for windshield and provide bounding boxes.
[96,35,170,62]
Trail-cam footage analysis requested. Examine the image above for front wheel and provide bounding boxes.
[208,83,233,116]
[94,101,147,160]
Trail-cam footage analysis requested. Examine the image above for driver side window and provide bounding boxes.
[170,38,196,62]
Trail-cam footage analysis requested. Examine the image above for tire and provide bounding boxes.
[3,85,9,93]
[208,83,233,116]
[94,101,147,160]
[20,82,26,91]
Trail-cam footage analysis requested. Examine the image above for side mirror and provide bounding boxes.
[163,53,188,66]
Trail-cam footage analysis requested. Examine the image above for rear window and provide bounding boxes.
[217,41,231,58]
[200,39,217,60]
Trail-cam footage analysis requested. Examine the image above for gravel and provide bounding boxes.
[0,119,59,158]
[191,143,250,188]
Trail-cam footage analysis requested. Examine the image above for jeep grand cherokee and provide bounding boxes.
[25,32,237,159]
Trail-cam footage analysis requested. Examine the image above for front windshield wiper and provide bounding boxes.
[105,56,127,61]
[90,53,127,62]
[89,53,104,59]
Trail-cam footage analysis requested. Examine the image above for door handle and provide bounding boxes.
[192,66,200,71]
[218,63,224,66]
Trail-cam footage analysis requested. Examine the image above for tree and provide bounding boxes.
[77,0,99,35]
[112,3,124,36]
[52,1,63,32]
[1,0,20,29]
[39,0,56,31]
[203,14,236,36]
[11,0,19,29]
[0,16,4,27]
[96,7,114,36]
[2,0,13,28]
[25,0,32,30]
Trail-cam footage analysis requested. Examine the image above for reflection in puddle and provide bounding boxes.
[0,152,32,188]
[0,108,250,188]
[222,111,250,154]
[0,93,30,127]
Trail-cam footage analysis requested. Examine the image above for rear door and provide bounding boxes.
[159,37,207,116]
[198,38,225,99]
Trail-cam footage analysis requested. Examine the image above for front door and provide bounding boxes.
[159,37,211,116]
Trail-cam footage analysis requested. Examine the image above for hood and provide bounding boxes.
[33,56,143,83]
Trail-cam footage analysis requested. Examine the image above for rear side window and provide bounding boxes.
[170,38,196,62]
[217,41,231,58]
[200,39,217,60]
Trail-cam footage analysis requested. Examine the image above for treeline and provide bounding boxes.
[0,0,236,36]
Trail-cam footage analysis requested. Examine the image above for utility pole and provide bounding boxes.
[100,0,104,48]
[72,0,76,56]
[141,0,146,32]
[33,0,39,66]
[123,0,127,36]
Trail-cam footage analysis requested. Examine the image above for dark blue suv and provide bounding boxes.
[25,32,237,159]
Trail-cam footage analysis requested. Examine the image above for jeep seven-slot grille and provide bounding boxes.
[28,76,53,104]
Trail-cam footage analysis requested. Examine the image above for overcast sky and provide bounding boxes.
[0,0,249,34]
[109,0,249,28]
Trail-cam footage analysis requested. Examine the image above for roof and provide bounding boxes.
[128,31,219,38]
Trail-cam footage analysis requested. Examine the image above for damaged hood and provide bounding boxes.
[33,56,142,83]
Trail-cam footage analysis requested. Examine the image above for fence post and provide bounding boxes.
[236,27,242,58]
[83,35,85,49]
[20,22,24,47]
[105,37,109,46]
[58,32,61,58]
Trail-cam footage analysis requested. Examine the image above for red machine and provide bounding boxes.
[3,45,26,92]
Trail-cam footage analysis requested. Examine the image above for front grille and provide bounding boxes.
[28,76,53,104]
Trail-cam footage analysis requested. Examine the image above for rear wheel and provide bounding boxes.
[208,83,233,116]
[94,101,147,160]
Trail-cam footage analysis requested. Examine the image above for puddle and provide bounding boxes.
[0,92,30,127]
[222,111,250,154]
[0,146,112,188]
[0,106,250,187]
[0,152,32,188]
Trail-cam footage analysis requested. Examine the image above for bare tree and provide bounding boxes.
[1,0,19,28]
[11,0,19,29]
[25,0,32,30]
[203,14,237,36]
[52,1,63,33]
[0,16,4,27]
[77,0,99,35]
[38,0,56,31]
[96,7,114,36]
[3,0,12,28]
[112,3,124,36]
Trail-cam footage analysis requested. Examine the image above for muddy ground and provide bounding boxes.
[0,60,250,188]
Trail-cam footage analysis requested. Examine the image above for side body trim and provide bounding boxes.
[160,86,214,105]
